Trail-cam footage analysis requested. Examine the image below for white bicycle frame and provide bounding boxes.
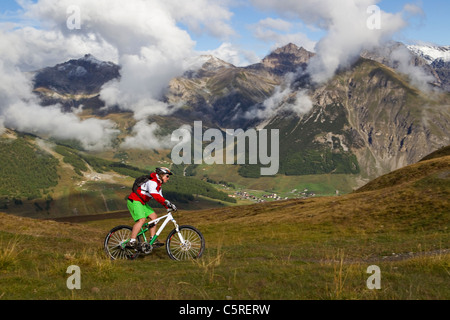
[142,209,185,245]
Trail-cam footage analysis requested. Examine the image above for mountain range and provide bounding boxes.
[26,42,450,183]
[33,54,120,113]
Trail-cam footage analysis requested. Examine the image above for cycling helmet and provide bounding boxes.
[155,167,173,176]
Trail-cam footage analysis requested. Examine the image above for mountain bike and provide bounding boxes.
[103,209,205,261]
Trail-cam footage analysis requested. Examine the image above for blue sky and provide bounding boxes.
[0,0,448,63]
[378,0,449,45]
[198,0,449,57]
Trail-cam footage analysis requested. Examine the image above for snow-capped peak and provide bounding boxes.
[407,45,450,64]
[82,54,102,64]
[80,54,115,67]
[183,54,233,72]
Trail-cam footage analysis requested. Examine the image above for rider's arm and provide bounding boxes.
[145,180,168,208]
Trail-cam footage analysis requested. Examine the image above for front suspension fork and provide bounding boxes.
[173,220,186,244]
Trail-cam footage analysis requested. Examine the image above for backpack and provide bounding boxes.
[132,175,150,202]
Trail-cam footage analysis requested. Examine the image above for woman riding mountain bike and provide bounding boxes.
[127,167,177,248]
[104,166,205,260]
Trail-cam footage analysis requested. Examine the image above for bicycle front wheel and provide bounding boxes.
[104,225,141,260]
[166,225,205,261]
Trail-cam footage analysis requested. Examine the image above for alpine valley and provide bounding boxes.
[1,42,449,218]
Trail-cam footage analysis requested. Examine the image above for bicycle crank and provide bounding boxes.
[139,242,153,254]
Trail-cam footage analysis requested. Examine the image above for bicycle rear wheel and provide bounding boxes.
[166,225,205,261]
[104,225,141,260]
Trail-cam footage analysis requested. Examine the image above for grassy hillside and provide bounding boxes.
[419,145,450,162]
[0,133,59,201]
[355,152,450,193]
[0,152,448,300]
[1,128,364,220]
[0,131,237,218]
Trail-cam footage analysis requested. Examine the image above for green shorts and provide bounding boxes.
[127,199,155,222]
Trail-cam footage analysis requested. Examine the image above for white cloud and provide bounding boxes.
[246,0,424,121]
[390,45,435,92]
[251,0,414,83]
[100,47,188,118]
[256,85,293,119]
[3,100,119,150]
[243,74,313,119]
[251,18,317,52]
[163,0,235,39]
[199,42,260,67]
[287,89,313,115]
[0,45,118,150]
[257,18,293,32]
[0,0,236,150]
[21,0,196,114]
[120,120,173,150]
[403,3,424,16]
[0,19,120,150]
[0,117,5,135]
[0,19,118,71]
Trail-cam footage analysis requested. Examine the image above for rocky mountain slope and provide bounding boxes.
[32,54,120,113]
[29,43,450,180]
[166,54,279,129]
[407,44,450,91]
[298,58,449,178]
[166,43,450,178]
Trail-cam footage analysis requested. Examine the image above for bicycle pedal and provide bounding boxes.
[123,241,137,250]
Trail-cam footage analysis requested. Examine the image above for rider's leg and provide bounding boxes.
[148,212,164,247]
[131,218,146,240]
[128,200,155,241]
[148,212,157,238]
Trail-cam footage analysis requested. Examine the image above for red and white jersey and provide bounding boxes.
[128,172,167,207]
